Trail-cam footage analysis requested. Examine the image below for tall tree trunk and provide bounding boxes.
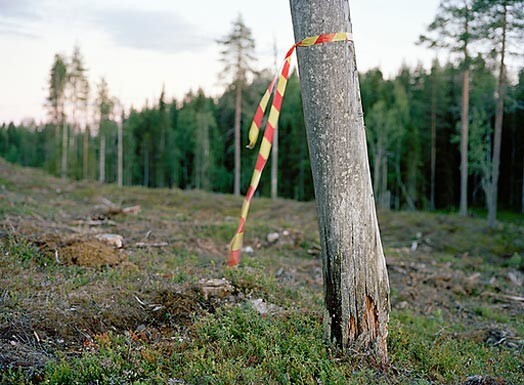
[234,76,242,196]
[459,68,469,216]
[430,71,437,211]
[117,120,123,188]
[99,134,105,183]
[83,126,89,180]
[290,0,390,364]
[488,3,507,228]
[61,119,68,179]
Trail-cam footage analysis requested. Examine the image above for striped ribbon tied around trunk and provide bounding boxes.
[228,32,353,267]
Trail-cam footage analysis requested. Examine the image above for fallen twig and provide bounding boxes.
[482,292,524,303]
[72,219,116,226]
[135,242,168,248]
[122,205,141,215]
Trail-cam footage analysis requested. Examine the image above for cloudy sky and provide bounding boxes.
[0,0,442,124]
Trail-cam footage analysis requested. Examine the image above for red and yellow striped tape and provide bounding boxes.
[228,32,353,267]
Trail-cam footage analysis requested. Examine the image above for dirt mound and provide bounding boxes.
[59,240,122,267]
[152,289,206,327]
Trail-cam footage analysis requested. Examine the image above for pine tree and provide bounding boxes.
[473,0,524,227]
[218,15,256,196]
[67,45,89,180]
[420,0,475,216]
[46,54,68,176]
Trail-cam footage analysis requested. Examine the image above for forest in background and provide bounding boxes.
[1,2,523,217]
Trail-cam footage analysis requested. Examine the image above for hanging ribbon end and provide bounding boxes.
[227,232,243,267]
[247,121,260,150]
[227,249,241,267]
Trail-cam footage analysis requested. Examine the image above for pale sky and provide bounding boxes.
[0,0,442,125]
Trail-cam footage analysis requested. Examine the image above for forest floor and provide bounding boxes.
[0,158,523,385]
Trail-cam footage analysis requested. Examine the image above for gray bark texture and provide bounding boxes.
[289,0,390,364]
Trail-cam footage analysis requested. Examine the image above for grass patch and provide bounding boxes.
[1,160,523,385]
[389,311,523,384]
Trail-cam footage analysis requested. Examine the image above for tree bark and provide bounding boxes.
[234,76,242,196]
[290,0,390,364]
[459,68,469,216]
[488,3,507,228]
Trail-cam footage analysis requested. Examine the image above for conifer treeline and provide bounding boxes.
[1,57,523,213]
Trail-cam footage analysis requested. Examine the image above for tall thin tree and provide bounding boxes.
[473,0,524,227]
[95,78,114,184]
[46,54,68,176]
[430,60,438,210]
[68,45,89,179]
[420,0,474,216]
[290,0,390,364]
[218,15,256,196]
